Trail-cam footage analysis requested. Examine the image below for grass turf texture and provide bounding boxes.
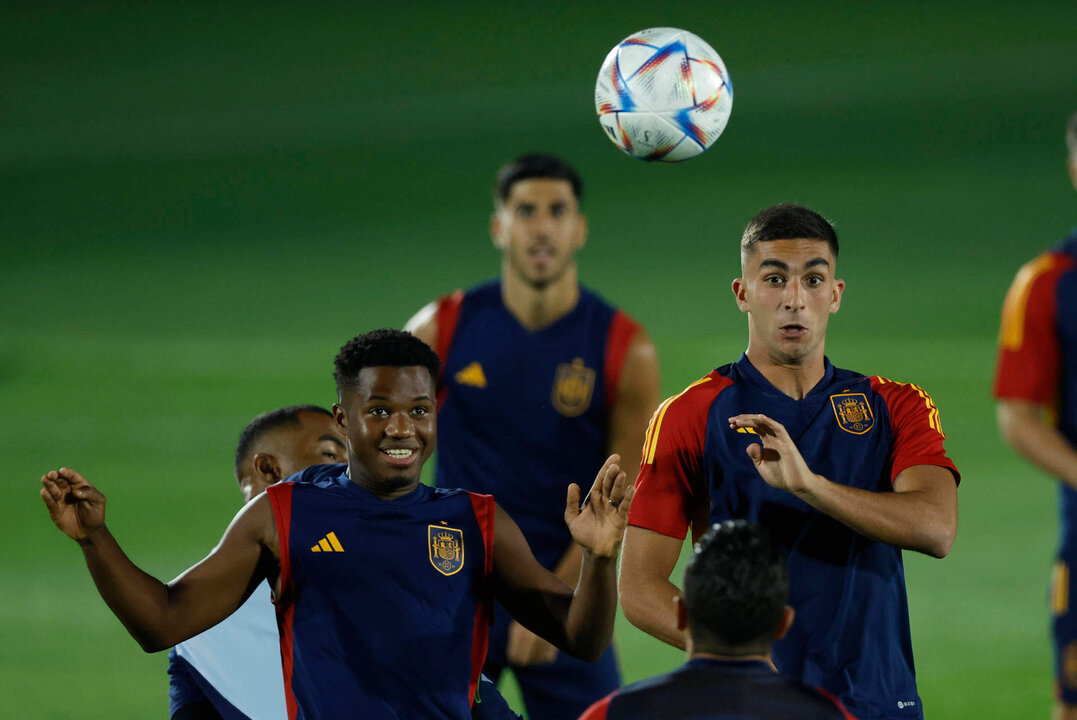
[3,1,1077,717]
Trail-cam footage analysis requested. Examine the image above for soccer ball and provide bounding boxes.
[595,27,732,162]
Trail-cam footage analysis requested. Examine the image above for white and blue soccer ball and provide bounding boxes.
[595,27,732,162]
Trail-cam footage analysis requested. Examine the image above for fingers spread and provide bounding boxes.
[565,483,582,522]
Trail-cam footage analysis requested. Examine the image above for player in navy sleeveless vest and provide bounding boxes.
[41,329,632,720]
[619,205,959,720]
[408,154,660,720]
[995,111,1077,719]
[169,405,346,720]
[580,521,855,720]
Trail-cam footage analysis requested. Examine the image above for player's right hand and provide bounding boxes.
[40,468,106,543]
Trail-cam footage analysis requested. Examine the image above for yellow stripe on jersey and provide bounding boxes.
[999,254,1057,351]
[1054,561,1070,616]
[642,377,712,465]
[875,377,944,438]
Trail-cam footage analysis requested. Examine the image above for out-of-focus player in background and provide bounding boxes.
[169,405,345,720]
[994,111,1077,720]
[579,520,856,720]
[407,154,661,720]
[618,204,959,720]
[42,329,631,720]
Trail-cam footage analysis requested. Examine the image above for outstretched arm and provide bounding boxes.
[492,456,631,662]
[728,414,957,558]
[41,468,276,651]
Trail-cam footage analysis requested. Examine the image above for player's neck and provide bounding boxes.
[345,465,421,500]
[689,651,776,670]
[745,348,826,401]
[500,266,580,331]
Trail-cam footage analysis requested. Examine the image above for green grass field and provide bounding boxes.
[4,2,1077,717]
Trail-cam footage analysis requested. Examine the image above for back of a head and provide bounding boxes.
[740,203,839,267]
[234,404,333,480]
[684,520,789,655]
[333,328,440,392]
[494,153,583,206]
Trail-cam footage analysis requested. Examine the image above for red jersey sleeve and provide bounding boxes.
[577,691,615,720]
[870,377,960,486]
[628,372,730,540]
[603,310,641,410]
[993,252,1072,403]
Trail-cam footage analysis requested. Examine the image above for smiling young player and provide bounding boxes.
[618,204,960,720]
[41,329,632,720]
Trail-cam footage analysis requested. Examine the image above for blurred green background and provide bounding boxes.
[3,1,1076,717]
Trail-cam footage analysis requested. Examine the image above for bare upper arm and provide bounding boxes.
[405,302,439,348]
[619,525,683,587]
[997,397,1050,442]
[165,494,280,633]
[609,331,661,473]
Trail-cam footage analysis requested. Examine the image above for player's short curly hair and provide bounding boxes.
[684,520,789,654]
[234,405,332,479]
[740,203,839,265]
[494,153,582,206]
[333,329,440,392]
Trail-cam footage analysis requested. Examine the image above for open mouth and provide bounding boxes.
[779,324,807,338]
[380,447,419,466]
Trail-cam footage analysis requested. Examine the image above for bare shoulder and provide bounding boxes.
[404,301,439,347]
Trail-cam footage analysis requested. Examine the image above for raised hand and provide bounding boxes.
[41,468,107,543]
[565,454,633,558]
[727,414,818,495]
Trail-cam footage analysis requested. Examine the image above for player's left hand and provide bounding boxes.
[728,414,819,496]
[565,454,633,559]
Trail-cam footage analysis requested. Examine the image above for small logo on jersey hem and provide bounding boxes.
[552,358,595,418]
[896,700,917,709]
[429,525,464,576]
[311,531,345,552]
[830,392,874,435]
[454,362,487,388]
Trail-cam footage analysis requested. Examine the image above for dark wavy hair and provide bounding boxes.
[494,153,582,206]
[740,203,838,265]
[333,329,440,392]
[684,520,789,654]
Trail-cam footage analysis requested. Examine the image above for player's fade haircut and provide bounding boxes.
[740,203,839,266]
[495,153,583,206]
[333,329,440,393]
[234,405,333,479]
[1067,110,1077,160]
[683,520,789,655]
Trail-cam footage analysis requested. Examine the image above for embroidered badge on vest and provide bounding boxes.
[551,357,595,418]
[454,361,487,388]
[830,392,875,435]
[429,525,465,576]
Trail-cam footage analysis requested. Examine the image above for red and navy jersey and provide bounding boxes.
[578,658,856,720]
[266,464,495,720]
[629,356,959,720]
[433,280,639,572]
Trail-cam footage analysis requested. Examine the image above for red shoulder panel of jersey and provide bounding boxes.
[435,289,466,378]
[577,690,615,720]
[603,310,641,411]
[993,251,1074,403]
[265,482,298,720]
[814,686,860,720]
[870,377,960,486]
[628,370,733,540]
[466,492,495,706]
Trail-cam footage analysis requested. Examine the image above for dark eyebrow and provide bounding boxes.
[758,258,830,271]
[319,435,346,449]
[759,259,789,270]
[805,257,830,269]
[412,395,433,403]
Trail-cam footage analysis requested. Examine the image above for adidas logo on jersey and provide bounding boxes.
[311,531,345,552]
[455,362,487,388]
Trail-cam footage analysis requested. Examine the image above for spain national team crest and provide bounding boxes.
[551,357,595,418]
[830,392,875,435]
[428,525,465,576]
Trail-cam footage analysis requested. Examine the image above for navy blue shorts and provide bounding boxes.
[1052,555,1077,705]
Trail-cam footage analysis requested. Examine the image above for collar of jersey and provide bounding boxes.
[734,353,835,402]
[684,657,774,674]
[334,469,431,506]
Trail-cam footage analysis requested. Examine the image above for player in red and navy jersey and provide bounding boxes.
[619,204,959,720]
[994,111,1077,720]
[41,329,633,720]
[580,520,856,720]
[407,154,661,720]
